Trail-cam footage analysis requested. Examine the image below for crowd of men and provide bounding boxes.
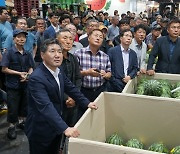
[0,5,180,154]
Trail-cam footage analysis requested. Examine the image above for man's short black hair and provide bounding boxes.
[134,24,147,33]
[48,12,59,18]
[0,6,6,15]
[118,19,130,27]
[59,14,72,24]
[119,29,133,38]
[167,18,180,28]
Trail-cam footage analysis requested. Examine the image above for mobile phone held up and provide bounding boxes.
[94,68,100,73]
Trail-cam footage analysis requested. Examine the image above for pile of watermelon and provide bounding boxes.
[136,79,180,99]
[106,133,180,153]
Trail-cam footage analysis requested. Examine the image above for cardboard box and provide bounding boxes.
[122,73,180,95]
[68,92,180,154]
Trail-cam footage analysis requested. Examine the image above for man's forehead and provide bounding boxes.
[48,44,60,48]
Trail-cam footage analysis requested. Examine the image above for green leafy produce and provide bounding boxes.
[126,138,144,149]
[148,142,169,153]
[106,133,123,145]
[171,146,180,154]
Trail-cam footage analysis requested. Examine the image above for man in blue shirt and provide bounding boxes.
[4,17,37,58]
[0,6,13,51]
[1,29,34,140]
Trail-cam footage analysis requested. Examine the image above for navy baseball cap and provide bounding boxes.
[13,29,28,37]
[152,24,162,30]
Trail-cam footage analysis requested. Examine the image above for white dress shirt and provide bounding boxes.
[43,62,61,91]
[121,45,130,76]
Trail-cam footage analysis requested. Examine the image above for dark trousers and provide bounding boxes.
[0,88,7,104]
[7,88,27,123]
[29,135,61,154]
[62,105,79,127]
[79,84,106,118]
[81,84,106,102]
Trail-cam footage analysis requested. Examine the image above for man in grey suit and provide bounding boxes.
[147,18,180,75]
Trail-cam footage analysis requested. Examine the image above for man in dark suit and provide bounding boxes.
[147,18,180,75]
[44,12,59,40]
[25,39,98,154]
[107,29,138,92]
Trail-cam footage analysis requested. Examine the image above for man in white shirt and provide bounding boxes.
[44,12,60,40]
[129,24,147,74]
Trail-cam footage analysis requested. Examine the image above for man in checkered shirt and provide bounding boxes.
[74,29,111,103]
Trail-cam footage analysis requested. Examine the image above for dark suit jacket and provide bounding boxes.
[25,63,89,142]
[107,45,138,92]
[79,36,89,47]
[147,36,180,74]
[44,25,56,40]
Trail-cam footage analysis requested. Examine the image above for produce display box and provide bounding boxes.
[122,73,180,95]
[68,92,180,154]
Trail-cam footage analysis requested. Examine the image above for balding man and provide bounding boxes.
[107,16,119,41]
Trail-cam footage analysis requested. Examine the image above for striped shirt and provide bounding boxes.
[74,46,111,88]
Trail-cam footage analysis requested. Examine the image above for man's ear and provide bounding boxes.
[40,52,44,60]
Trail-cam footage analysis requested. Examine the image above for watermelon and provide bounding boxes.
[106,133,123,145]
[148,142,169,153]
[172,82,180,99]
[171,146,180,154]
[144,79,163,96]
[126,138,144,149]
[85,0,107,10]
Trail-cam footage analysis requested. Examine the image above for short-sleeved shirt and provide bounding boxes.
[146,33,156,46]
[0,23,12,51]
[107,25,119,41]
[74,46,111,88]
[1,46,34,89]
[4,31,37,54]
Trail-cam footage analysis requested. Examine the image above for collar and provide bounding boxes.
[133,38,142,48]
[72,42,77,47]
[43,62,60,78]
[63,52,71,61]
[51,24,59,31]
[120,44,130,53]
[167,35,178,44]
[85,46,101,55]
[12,45,27,55]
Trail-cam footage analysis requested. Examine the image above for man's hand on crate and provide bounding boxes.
[147,70,155,76]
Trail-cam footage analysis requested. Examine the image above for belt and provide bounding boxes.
[82,85,104,92]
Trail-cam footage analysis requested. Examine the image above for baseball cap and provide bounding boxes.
[73,14,81,19]
[152,24,161,30]
[99,25,108,31]
[13,29,28,37]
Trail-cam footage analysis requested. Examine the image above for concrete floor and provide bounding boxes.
[0,113,29,154]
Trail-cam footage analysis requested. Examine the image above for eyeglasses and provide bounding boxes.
[89,24,99,28]
[123,34,133,38]
[93,34,103,39]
